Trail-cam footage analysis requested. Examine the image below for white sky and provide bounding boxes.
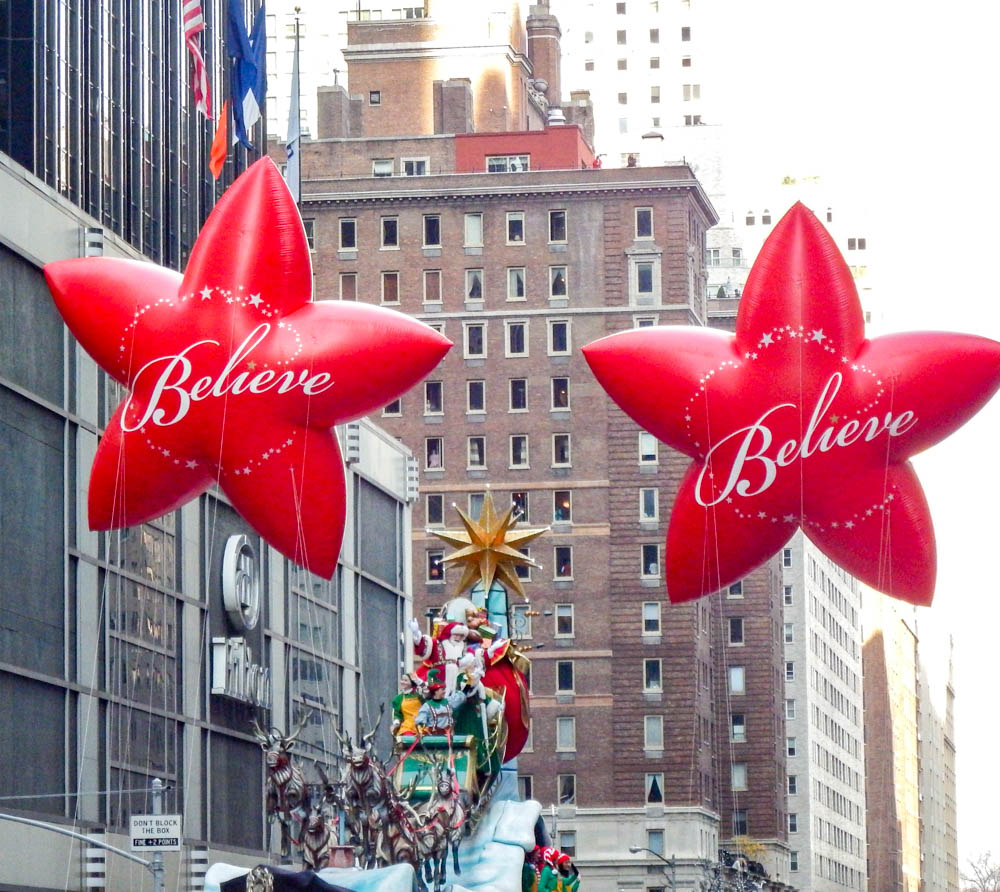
[702,0,1000,867]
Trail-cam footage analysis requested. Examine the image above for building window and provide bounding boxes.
[681,25,691,40]
[556,717,576,751]
[788,813,798,833]
[557,773,576,803]
[635,207,654,239]
[584,59,594,71]
[728,580,744,598]
[469,491,485,517]
[509,378,527,411]
[518,775,533,801]
[641,544,660,578]
[732,247,742,264]
[650,56,660,68]
[426,494,444,527]
[424,381,443,415]
[647,829,664,857]
[423,214,441,246]
[507,267,526,300]
[731,713,746,742]
[425,437,443,469]
[549,210,567,243]
[785,661,795,681]
[372,158,393,177]
[707,247,721,266]
[467,436,486,469]
[784,585,793,605]
[848,236,867,250]
[784,623,794,643]
[467,380,485,414]
[558,830,576,857]
[790,851,799,872]
[682,83,700,101]
[301,218,316,251]
[782,547,792,567]
[339,218,357,249]
[617,29,627,44]
[616,1,626,11]
[640,488,659,521]
[729,617,744,644]
[788,775,797,795]
[423,269,442,303]
[650,85,661,103]
[681,54,691,67]
[649,27,659,42]
[618,92,628,105]
[402,157,427,176]
[787,736,797,757]
[684,114,702,126]
[634,259,657,303]
[382,398,401,416]
[552,433,571,467]
[746,211,755,226]
[509,435,529,468]
[732,763,747,791]
[644,715,664,749]
[554,546,573,579]
[464,323,486,358]
[511,490,528,522]
[729,665,745,694]
[381,271,400,304]
[785,699,796,719]
[635,315,657,328]
[511,602,532,637]
[465,268,483,301]
[643,658,662,692]
[369,90,381,105]
[381,216,398,247]
[556,660,574,693]
[506,211,525,244]
[732,810,748,836]
[761,209,772,225]
[339,272,357,301]
[552,490,572,524]
[487,154,529,172]
[548,320,570,355]
[427,550,444,582]
[555,604,574,637]
[645,773,664,804]
[506,320,528,356]
[464,212,483,246]
[642,601,660,634]
[551,377,570,410]
[549,266,568,297]
[639,431,658,463]
[617,58,628,70]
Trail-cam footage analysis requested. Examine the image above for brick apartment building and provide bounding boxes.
[275,2,794,887]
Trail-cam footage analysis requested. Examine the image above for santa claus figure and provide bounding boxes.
[407,617,470,693]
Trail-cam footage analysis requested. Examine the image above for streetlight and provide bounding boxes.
[629,846,676,891]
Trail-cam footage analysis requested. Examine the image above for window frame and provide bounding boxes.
[644,714,664,750]
[635,206,654,239]
[380,270,400,304]
[728,665,746,694]
[731,713,746,742]
[425,437,443,470]
[466,379,485,414]
[643,657,662,692]
[554,545,573,580]
[556,717,576,752]
[552,433,571,468]
[549,265,568,298]
[506,211,525,245]
[551,377,570,410]
[467,435,486,469]
[465,268,484,302]
[422,268,442,304]
[555,659,575,693]
[422,214,441,247]
[548,319,571,355]
[505,320,528,357]
[731,762,748,791]
[401,156,428,176]
[509,378,528,412]
[642,601,661,634]
[507,267,526,301]
[640,487,659,521]
[426,493,444,527]
[555,603,574,638]
[463,321,486,358]
[380,215,399,248]
[424,380,443,415]
[639,431,658,463]
[557,772,576,803]
[464,212,484,247]
[339,217,357,250]
[729,617,745,645]
[548,209,567,244]
[372,158,393,177]
[509,434,529,469]
[426,549,444,582]
[553,490,572,524]
[641,543,660,578]
[339,271,357,301]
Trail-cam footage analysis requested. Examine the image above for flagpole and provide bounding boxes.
[295,8,302,208]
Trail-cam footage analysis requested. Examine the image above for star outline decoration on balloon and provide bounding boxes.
[430,489,549,600]
[583,202,1000,607]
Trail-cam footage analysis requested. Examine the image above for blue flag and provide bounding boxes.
[228,0,267,151]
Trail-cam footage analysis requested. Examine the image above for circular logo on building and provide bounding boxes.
[222,534,260,631]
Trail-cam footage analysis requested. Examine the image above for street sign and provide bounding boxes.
[130,814,182,851]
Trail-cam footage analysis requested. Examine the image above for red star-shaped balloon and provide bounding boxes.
[45,158,451,577]
[583,202,1000,606]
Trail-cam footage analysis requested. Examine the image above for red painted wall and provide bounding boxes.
[454,125,595,173]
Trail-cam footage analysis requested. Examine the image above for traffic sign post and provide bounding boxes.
[129,780,179,892]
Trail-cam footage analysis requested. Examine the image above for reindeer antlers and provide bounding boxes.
[361,704,386,750]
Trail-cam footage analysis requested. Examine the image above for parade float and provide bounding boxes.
[204,491,579,892]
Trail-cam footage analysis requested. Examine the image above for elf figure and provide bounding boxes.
[391,673,424,737]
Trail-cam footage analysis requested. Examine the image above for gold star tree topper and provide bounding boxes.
[430,490,548,600]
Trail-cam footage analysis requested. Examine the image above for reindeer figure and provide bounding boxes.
[335,706,388,869]
[412,765,468,892]
[300,791,338,871]
[251,710,312,857]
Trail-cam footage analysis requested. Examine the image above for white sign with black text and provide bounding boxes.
[130,814,182,851]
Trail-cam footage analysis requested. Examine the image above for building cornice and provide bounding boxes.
[304,173,718,225]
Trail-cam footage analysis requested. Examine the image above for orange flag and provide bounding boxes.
[209,101,228,180]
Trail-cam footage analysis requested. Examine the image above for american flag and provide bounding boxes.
[183,0,212,119]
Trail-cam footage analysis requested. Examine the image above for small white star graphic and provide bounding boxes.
[225,297,234,304]
[725,497,733,504]
[845,521,855,529]
[247,361,257,370]
[186,460,198,469]
[831,522,840,528]
[751,352,758,359]
[249,293,263,307]
[243,466,252,475]
[830,415,840,423]
[757,511,768,519]
[761,333,774,346]
[866,509,873,516]
[200,286,212,300]
[783,514,796,523]
[851,364,859,370]
[162,449,171,457]
[811,329,827,342]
